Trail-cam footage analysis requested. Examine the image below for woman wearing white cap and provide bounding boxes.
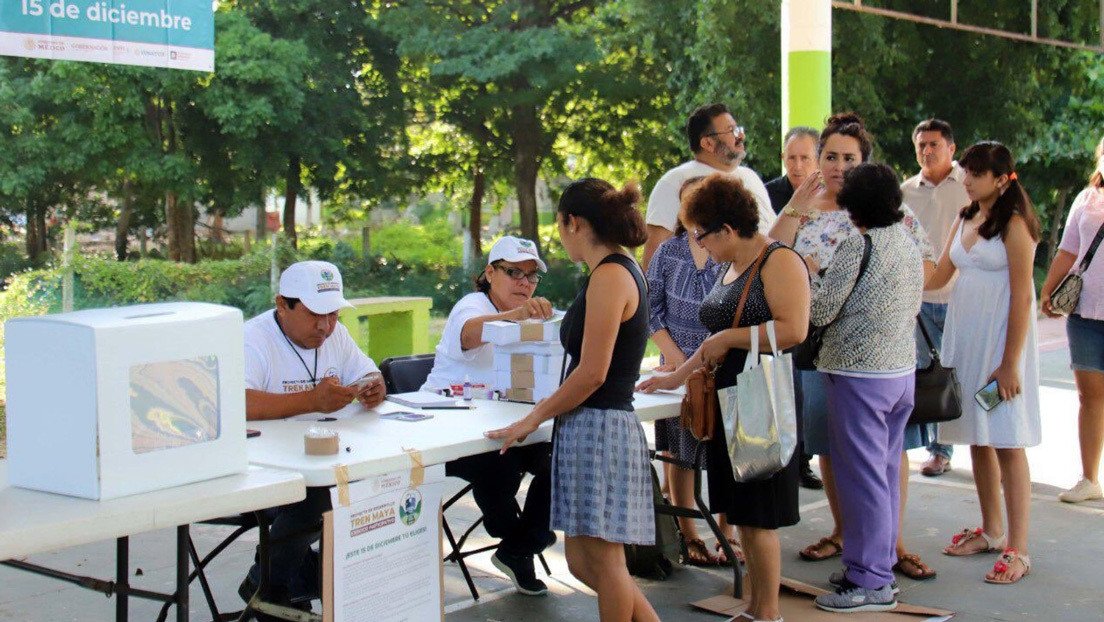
[422,236,558,595]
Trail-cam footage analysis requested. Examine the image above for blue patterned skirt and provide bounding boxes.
[551,406,655,545]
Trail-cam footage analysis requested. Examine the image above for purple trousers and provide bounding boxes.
[824,372,915,589]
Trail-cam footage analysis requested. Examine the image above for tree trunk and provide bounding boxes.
[468,167,485,262]
[284,155,301,250]
[255,191,268,243]
[511,104,541,245]
[1046,186,1070,262]
[115,182,133,261]
[164,191,196,263]
[24,198,50,263]
[210,211,225,244]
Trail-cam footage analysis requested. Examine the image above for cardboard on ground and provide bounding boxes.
[692,577,954,621]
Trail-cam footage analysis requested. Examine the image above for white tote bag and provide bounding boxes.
[718,320,798,482]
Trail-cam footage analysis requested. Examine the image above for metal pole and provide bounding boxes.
[1031,0,1038,39]
[781,0,832,140]
[175,526,189,622]
[62,222,75,313]
[116,537,129,622]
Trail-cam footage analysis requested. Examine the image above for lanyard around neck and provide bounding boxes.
[273,310,318,385]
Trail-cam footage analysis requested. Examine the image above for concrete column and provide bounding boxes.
[781,0,832,135]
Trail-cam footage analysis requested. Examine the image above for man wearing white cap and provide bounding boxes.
[239,260,385,618]
[244,260,385,419]
[421,236,557,596]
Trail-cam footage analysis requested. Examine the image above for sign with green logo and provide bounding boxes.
[0,0,214,71]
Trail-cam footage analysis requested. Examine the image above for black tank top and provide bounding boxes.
[559,253,649,411]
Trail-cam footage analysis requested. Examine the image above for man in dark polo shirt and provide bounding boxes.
[765,126,819,213]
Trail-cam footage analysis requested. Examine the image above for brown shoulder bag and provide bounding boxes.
[679,245,769,440]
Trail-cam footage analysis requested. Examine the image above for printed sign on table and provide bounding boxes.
[324,464,446,622]
[0,0,214,71]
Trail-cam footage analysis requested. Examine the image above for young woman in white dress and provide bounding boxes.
[926,141,1041,585]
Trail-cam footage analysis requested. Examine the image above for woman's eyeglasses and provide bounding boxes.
[691,227,723,244]
[495,264,542,284]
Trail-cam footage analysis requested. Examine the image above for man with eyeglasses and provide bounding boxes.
[643,102,776,269]
[421,236,557,596]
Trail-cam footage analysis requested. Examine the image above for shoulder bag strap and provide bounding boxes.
[821,233,873,328]
[916,315,939,363]
[731,244,771,330]
[1075,221,1104,273]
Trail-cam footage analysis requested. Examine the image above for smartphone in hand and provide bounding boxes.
[974,379,1002,412]
[346,372,380,392]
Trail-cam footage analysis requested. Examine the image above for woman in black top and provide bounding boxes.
[487,178,658,621]
[640,173,810,622]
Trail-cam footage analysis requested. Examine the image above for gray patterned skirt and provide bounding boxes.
[551,406,655,545]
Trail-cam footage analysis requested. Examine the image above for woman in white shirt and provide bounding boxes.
[421,236,558,596]
[422,236,553,391]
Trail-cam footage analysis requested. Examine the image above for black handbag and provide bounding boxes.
[909,316,963,425]
[793,235,872,370]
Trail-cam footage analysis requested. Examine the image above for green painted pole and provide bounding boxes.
[782,0,832,137]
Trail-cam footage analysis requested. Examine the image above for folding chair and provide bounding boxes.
[379,353,551,601]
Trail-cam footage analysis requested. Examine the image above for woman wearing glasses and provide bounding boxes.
[421,235,557,596]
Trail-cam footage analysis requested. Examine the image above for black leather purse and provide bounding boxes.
[909,316,963,425]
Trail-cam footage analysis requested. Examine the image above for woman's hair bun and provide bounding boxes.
[825,111,866,130]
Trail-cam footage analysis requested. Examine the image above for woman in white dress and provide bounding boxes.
[926,141,1041,585]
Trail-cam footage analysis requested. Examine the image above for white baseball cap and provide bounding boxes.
[279,261,354,314]
[487,236,547,272]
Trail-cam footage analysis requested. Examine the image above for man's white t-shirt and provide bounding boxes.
[645,160,777,234]
[421,292,499,391]
[244,310,379,394]
[901,162,970,305]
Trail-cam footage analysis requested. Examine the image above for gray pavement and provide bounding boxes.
[2,341,1102,621]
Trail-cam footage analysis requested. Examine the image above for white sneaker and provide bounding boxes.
[1058,478,1103,503]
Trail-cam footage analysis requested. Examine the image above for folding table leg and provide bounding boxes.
[116,537,129,622]
[176,525,190,622]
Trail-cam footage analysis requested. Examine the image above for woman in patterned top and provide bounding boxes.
[640,173,810,622]
[808,163,925,613]
[769,113,938,582]
[646,176,737,566]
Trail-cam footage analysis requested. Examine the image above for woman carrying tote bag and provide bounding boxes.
[639,173,809,622]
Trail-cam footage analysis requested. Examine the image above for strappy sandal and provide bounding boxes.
[799,535,842,561]
[715,537,746,564]
[732,611,783,622]
[984,548,1031,584]
[682,537,719,566]
[894,552,937,580]
[943,527,1006,556]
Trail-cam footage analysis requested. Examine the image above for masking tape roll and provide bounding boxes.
[304,427,339,456]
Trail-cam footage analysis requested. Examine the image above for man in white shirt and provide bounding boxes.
[901,119,970,477]
[642,102,776,269]
[240,260,386,617]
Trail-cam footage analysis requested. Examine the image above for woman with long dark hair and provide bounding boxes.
[928,141,1041,585]
[487,178,658,620]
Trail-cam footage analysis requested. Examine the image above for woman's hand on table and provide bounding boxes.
[485,413,541,454]
[637,372,681,393]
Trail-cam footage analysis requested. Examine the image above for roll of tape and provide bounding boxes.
[304,427,339,456]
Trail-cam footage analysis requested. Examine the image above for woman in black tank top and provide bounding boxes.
[487,178,659,622]
[639,174,811,622]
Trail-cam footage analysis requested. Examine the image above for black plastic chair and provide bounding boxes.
[379,353,551,601]
[379,353,437,394]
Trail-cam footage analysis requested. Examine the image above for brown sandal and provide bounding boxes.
[894,552,937,580]
[799,536,843,561]
[682,537,719,566]
[715,537,746,564]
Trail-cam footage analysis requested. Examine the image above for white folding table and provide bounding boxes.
[247,392,684,486]
[0,464,306,622]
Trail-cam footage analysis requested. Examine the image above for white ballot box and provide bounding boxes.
[4,302,247,500]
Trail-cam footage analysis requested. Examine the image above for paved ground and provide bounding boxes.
[2,318,1101,621]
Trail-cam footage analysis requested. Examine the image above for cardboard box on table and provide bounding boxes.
[4,302,247,500]
[483,321,566,402]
